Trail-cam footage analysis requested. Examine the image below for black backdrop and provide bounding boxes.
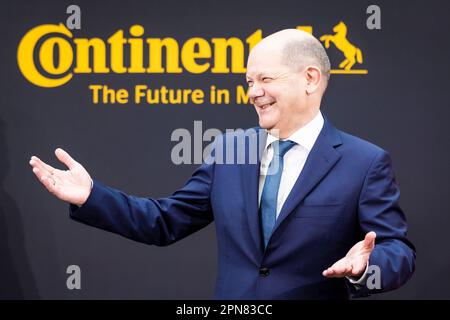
[1,0,449,299]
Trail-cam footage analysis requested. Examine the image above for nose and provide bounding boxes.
[248,83,264,102]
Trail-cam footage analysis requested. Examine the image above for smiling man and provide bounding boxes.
[247,30,330,138]
[29,29,415,299]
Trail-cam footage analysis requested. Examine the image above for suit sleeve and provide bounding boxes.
[350,150,416,296]
[69,161,215,246]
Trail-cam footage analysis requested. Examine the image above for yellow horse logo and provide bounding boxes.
[320,22,363,70]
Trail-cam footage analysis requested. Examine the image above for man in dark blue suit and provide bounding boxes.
[29,29,415,299]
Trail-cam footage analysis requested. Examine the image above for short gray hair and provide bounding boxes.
[282,37,331,86]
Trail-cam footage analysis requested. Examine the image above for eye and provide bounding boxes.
[247,80,254,87]
[262,77,272,83]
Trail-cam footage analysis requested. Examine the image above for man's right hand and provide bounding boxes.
[29,148,93,206]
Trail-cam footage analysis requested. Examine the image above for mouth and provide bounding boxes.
[257,101,276,110]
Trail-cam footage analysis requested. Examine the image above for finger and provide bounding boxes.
[55,148,77,170]
[331,263,352,277]
[50,171,63,184]
[363,231,377,250]
[29,156,56,175]
[31,166,50,182]
[323,259,352,278]
[323,267,347,278]
[322,269,334,277]
[32,166,59,188]
[44,176,63,197]
[34,169,58,195]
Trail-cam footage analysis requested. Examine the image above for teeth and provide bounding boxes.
[260,102,274,109]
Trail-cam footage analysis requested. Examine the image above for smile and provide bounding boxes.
[259,102,276,109]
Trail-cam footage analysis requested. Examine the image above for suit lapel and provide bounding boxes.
[273,119,343,232]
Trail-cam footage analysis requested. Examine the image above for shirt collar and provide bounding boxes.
[265,111,324,152]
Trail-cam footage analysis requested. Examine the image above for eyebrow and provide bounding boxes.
[246,71,272,80]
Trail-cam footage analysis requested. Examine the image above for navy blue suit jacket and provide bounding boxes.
[70,118,415,299]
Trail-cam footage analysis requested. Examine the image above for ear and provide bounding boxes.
[305,66,322,95]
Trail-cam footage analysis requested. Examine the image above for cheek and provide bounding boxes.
[261,85,278,99]
[265,84,293,102]
[287,88,304,105]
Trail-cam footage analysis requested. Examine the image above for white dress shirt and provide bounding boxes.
[258,111,324,217]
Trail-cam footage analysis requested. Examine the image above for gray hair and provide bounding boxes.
[282,37,331,86]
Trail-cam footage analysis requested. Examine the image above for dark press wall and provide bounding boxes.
[1,0,449,299]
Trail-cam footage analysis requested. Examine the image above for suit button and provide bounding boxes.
[259,267,270,277]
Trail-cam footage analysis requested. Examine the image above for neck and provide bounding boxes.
[271,109,320,139]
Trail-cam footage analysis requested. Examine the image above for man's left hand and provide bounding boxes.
[322,231,376,278]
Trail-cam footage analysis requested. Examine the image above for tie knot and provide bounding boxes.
[273,140,296,157]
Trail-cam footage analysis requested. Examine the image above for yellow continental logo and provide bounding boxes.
[17,23,367,88]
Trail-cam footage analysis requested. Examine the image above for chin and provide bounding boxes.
[258,117,276,130]
[258,120,271,129]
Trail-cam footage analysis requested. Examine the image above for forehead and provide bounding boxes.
[246,48,286,78]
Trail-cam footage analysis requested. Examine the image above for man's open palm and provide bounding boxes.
[29,148,92,206]
[322,231,376,279]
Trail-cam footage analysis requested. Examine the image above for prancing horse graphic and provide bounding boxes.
[320,22,363,70]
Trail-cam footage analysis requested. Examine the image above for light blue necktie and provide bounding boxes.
[260,140,296,248]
